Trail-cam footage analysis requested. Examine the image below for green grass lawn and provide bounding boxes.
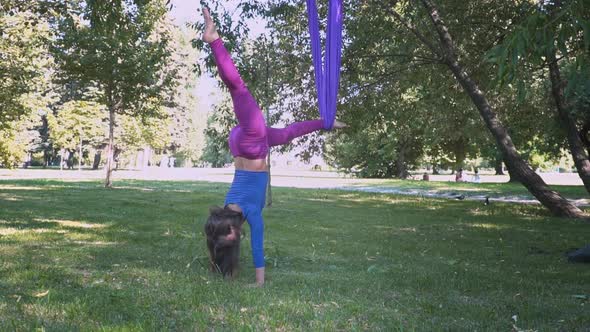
[356,178,589,200]
[0,179,589,331]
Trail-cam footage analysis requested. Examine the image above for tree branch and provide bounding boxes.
[419,0,457,63]
[379,0,443,60]
[350,52,442,63]
[347,61,442,93]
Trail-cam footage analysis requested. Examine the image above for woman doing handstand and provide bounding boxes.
[202,7,345,286]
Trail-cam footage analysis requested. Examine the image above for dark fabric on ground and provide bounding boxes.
[567,245,590,263]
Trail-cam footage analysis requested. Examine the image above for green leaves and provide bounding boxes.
[47,101,107,151]
[582,20,590,51]
[0,10,50,124]
[487,1,589,90]
[53,0,175,116]
[0,5,53,164]
[200,99,234,167]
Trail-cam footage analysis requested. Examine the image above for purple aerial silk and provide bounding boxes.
[306,0,343,130]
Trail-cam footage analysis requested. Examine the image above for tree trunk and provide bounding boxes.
[395,143,408,179]
[113,147,121,170]
[432,164,440,175]
[105,107,115,188]
[547,51,590,194]
[265,54,272,207]
[93,150,101,170]
[420,0,584,218]
[23,152,31,168]
[44,150,50,168]
[453,137,467,171]
[42,115,50,168]
[67,150,74,169]
[266,151,272,207]
[580,121,590,156]
[494,154,504,175]
[504,158,520,183]
[60,148,64,171]
[78,135,83,171]
[430,150,441,174]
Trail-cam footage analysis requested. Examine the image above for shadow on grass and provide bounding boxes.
[0,180,217,328]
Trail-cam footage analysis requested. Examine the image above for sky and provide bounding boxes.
[169,0,200,27]
[168,0,267,34]
[169,0,220,113]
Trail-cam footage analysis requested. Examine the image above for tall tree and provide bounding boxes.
[53,0,176,187]
[200,98,234,167]
[46,100,107,170]
[195,1,490,176]
[195,0,586,217]
[0,111,42,167]
[488,0,590,193]
[0,5,54,165]
[377,0,584,218]
[115,113,171,168]
[165,26,205,166]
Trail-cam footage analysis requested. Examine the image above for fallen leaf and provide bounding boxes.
[34,290,49,298]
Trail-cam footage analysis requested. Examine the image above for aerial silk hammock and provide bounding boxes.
[305,0,344,130]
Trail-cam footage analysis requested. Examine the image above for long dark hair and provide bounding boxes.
[205,206,244,277]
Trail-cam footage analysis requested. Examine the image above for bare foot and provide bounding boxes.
[202,7,220,43]
[332,120,347,129]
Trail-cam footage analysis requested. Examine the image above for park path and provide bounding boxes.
[0,167,588,206]
[339,186,590,207]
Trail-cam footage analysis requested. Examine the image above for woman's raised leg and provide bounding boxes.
[266,120,324,147]
[267,119,347,146]
[204,7,265,136]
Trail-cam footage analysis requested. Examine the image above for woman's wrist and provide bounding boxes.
[255,267,265,285]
